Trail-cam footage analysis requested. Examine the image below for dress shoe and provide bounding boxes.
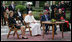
[4,24,6,25]
[22,37,28,39]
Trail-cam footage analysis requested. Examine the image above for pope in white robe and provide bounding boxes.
[24,11,41,36]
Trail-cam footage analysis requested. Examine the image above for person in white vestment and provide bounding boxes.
[24,11,41,36]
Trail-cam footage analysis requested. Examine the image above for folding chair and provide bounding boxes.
[6,17,21,39]
[22,14,32,36]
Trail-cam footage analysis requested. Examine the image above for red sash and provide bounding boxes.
[60,16,69,28]
[65,21,69,28]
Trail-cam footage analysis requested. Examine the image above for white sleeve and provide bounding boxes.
[24,16,29,23]
[32,15,37,22]
[24,16,32,23]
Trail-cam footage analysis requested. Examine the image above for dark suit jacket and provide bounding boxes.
[9,4,15,12]
[26,7,32,14]
[57,5,61,9]
[51,5,57,19]
[2,6,6,12]
[15,12,23,20]
[51,5,57,11]
[16,11,22,17]
[1,6,7,18]
[41,15,51,21]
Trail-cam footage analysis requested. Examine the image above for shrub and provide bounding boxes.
[32,11,43,20]
[34,16,40,20]
[33,7,43,12]
[16,5,26,13]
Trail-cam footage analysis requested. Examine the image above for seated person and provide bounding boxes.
[24,11,41,36]
[16,9,24,25]
[41,10,57,34]
[8,11,28,39]
[57,9,70,31]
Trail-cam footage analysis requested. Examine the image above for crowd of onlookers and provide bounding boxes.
[1,1,71,26]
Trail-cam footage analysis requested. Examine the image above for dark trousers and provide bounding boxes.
[18,16,24,25]
[45,24,57,33]
[1,15,6,25]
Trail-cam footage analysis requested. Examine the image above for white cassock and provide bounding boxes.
[24,15,41,36]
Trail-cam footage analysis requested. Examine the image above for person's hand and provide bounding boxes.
[32,21,35,24]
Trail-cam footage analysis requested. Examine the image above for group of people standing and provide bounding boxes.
[44,1,67,19]
[1,1,15,25]
[43,1,70,32]
[1,1,25,26]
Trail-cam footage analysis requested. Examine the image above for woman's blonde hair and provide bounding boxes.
[9,11,13,14]
[9,11,13,16]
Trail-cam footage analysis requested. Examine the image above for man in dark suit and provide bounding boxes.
[41,10,57,34]
[1,3,7,25]
[57,2,61,9]
[16,9,24,25]
[44,3,50,16]
[44,3,50,11]
[26,4,32,14]
[51,4,57,19]
[9,1,15,12]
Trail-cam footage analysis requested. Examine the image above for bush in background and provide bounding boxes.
[32,11,43,20]
[16,5,26,13]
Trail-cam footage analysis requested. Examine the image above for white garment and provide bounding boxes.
[18,12,21,16]
[11,4,14,9]
[24,15,41,36]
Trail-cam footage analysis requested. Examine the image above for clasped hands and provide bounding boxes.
[27,21,36,24]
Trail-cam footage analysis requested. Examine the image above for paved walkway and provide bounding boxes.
[1,21,71,41]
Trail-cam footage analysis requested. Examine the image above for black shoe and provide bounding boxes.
[4,24,6,25]
[54,32,57,35]
[22,37,28,39]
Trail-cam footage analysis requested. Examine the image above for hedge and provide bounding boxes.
[16,5,26,13]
